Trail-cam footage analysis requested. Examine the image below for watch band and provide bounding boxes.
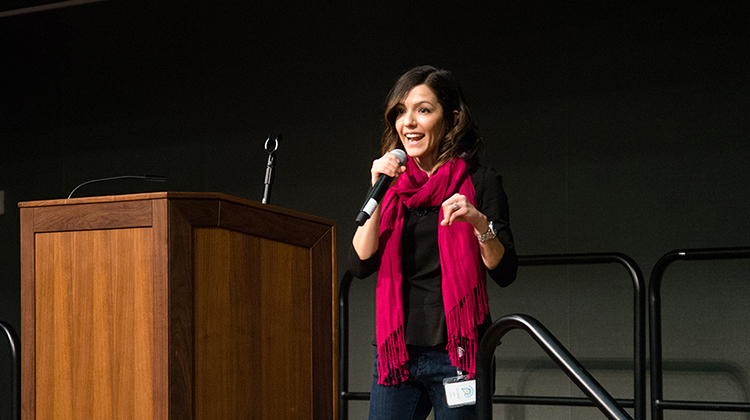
[476,221,496,243]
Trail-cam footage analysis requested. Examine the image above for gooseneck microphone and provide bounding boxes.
[355,149,407,226]
[262,134,280,204]
[67,175,167,199]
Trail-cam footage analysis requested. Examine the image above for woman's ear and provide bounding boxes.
[446,110,461,133]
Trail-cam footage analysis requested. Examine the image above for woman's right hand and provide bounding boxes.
[353,151,406,260]
[371,151,407,187]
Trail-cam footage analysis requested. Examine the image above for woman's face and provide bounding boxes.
[394,84,445,174]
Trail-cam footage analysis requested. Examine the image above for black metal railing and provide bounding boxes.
[496,253,646,419]
[649,247,750,420]
[338,252,646,420]
[1,321,21,420]
[338,270,370,420]
[477,314,633,420]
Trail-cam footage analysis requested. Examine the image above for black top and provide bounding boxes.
[348,165,518,346]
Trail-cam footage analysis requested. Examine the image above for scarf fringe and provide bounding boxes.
[445,283,489,377]
[377,326,409,385]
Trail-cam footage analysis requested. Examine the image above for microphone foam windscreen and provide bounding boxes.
[391,149,407,166]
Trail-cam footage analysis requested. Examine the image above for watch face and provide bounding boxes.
[489,221,497,235]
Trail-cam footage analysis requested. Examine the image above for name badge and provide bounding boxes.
[443,375,476,407]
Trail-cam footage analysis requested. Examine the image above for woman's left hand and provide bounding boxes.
[440,194,485,233]
[441,193,505,269]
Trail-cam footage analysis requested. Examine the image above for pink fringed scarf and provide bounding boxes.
[376,157,489,385]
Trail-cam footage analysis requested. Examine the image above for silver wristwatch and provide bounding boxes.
[476,221,497,243]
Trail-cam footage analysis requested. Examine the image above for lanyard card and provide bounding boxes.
[443,375,476,407]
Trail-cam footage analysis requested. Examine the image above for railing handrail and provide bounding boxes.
[649,246,750,420]
[477,314,633,420]
[1,321,21,420]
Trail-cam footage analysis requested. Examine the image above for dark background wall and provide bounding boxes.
[1,1,748,419]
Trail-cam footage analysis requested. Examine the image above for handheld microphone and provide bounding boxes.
[355,149,407,226]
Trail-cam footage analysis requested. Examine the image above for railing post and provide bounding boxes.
[338,271,354,420]
[649,247,750,420]
[517,253,646,420]
[1,321,21,420]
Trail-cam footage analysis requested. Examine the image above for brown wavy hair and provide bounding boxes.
[381,65,483,169]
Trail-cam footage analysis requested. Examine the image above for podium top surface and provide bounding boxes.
[19,191,174,207]
[19,191,334,226]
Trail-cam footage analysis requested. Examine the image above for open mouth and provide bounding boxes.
[405,133,424,143]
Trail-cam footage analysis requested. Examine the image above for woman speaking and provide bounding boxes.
[350,65,518,420]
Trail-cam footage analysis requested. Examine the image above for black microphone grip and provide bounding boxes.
[354,149,407,226]
[355,174,393,226]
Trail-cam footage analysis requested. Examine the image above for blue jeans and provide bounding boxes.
[368,346,477,420]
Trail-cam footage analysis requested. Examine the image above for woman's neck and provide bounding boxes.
[414,156,442,177]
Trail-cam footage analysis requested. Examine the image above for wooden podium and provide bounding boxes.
[19,192,337,420]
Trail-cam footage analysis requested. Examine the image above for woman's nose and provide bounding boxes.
[403,110,417,127]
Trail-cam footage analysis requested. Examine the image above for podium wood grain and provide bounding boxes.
[20,193,337,420]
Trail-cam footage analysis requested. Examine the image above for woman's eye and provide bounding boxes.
[419,108,429,113]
